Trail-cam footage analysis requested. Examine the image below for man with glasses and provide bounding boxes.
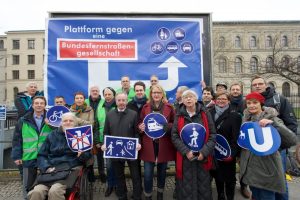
[116,76,135,102]
[251,75,297,200]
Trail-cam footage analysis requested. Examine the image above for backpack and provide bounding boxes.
[273,93,281,113]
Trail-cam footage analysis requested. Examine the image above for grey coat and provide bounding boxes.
[240,107,297,193]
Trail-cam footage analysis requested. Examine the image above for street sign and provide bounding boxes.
[46,106,70,127]
[238,122,281,156]
[215,134,231,161]
[0,105,6,121]
[180,123,206,152]
[143,113,167,139]
[65,125,93,152]
[103,135,138,160]
[45,17,206,105]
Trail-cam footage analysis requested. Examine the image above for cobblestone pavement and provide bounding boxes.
[1,175,300,200]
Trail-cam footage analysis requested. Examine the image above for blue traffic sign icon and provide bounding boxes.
[238,122,281,156]
[104,135,138,159]
[0,105,6,121]
[65,125,93,152]
[180,123,206,152]
[143,113,168,139]
[46,106,70,127]
[215,134,231,161]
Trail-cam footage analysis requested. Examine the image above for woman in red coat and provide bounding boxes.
[138,85,176,200]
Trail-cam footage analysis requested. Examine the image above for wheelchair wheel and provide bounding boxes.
[80,170,88,200]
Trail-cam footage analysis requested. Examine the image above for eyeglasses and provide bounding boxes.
[252,82,264,87]
[151,80,158,82]
[216,98,228,101]
[152,92,162,95]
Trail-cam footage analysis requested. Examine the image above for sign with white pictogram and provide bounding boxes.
[65,125,93,152]
[143,113,168,139]
[104,135,138,160]
[46,106,70,127]
[238,122,281,156]
[180,123,206,152]
[214,134,231,161]
[0,105,6,121]
[45,17,208,105]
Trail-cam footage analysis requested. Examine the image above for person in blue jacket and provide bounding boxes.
[27,112,92,200]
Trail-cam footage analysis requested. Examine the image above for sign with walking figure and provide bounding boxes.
[104,135,139,160]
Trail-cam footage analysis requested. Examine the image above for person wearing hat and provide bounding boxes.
[216,82,228,93]
[239,92,297,200]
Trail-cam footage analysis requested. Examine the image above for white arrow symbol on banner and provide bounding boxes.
[88,56,187,92]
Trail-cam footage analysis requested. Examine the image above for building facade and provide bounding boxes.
[212,21,300,95]
[1,21,300,106]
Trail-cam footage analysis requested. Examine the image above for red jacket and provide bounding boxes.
[139,102,176,162]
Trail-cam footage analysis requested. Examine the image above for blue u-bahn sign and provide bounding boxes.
[45,15,210,105]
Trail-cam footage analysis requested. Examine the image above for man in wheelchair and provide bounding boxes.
[28,112,92,200]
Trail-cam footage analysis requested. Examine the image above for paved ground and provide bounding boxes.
[1,173,300,200]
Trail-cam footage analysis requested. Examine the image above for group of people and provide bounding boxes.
[11,74,298,200]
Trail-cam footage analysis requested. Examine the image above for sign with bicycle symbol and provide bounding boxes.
[46,106,70,127]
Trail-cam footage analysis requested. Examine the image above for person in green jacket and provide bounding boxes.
[12,96,53,200]
[116,75,135,102]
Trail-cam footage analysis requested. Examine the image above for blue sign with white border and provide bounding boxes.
[65,125,93,152]
[104,135,138,160]
[180,123,206,152]
[143,113,167,139]
[46,106,70,127]
[45,17,204,105]
[215,134,231,161]
[0,105,6,121]
[238,122,281,156]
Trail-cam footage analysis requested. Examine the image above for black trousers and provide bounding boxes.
[215,180,236,200]
[112,160,142,200]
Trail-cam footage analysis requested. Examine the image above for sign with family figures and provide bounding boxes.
[238,122,281,156]
[65,125,93,152]
[214,134,231,161]
[180,123,206,152]
[46,106,70,127]
[143,113,167,139]
[104,135,138,160]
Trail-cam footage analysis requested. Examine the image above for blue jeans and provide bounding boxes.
[106,158,117,187]
[144,161,167,195]
[250,186,275,200]
[275,150,289,200]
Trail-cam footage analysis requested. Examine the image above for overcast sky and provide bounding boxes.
[1,0,300,35]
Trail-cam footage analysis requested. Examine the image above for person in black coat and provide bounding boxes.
[209,92,242,200]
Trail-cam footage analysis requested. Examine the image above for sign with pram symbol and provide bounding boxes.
[143,113,168,139]
[104,135,138,160]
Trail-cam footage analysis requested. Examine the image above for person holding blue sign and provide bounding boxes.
[138,85,176,200]
[171,89,216,200]
[239,92,297,200]
[28,112,92,200]
[101,92,142,200]
[209,92,242,200]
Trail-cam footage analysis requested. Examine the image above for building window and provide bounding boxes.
[12,70,19,79]
[43,38,45,49]
[281,35,288,47]
[28,70,35,79]
[282,82,290,97]
[28,40,35,49]
[235,36,241,48]
[218,57,227,73]
[234,57,242,73]
[266,36,272,48]
[12,40,20,49]
[250,36,257,48]
[28,55,35,64]
[12,55,20,65]
[0,40,4,49]
[219,36,225,48]
[250,57,258,73]
[282,56,290,68]
[266,57,273,72]
[13,87,19,99]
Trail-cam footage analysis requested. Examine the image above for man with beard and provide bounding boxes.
[229,83,245,115]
